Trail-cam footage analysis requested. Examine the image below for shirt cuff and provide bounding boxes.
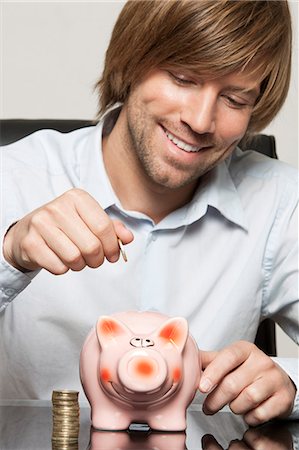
[274,357,299,420]
[0,227,39,311]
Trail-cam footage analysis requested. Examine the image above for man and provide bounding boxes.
[1,0,298,426]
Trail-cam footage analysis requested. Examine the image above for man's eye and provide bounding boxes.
[168,71,193,85]
[223,95,248,109]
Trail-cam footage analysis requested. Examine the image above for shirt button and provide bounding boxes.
[151,234,157,241]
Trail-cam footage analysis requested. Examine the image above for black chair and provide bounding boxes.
[0,119,95,146]
[0,119,277,356]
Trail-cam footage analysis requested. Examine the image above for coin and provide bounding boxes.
[118,238,128,262]
[52,445,78,450]
[52,390,79,399]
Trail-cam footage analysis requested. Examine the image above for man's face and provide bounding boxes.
[123,68,260,191]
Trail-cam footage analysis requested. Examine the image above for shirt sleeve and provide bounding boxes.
[262,174,299,419]
[272,357,299,420]
[274,357,299,419]
[262,174,299,345]
[0,225,39,312]
[0,132,62,311]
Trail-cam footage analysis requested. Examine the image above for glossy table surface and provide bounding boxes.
[0,400,298,450]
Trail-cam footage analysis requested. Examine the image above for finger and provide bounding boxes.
[42,190,119,264]
[113,220,134,263]
[74,193,131,262]
[199,342,252,394]
[200,350,219,369]
[243,425,293,449]
[22,231,69,275]
[229,376,274,415]
[45,218,106,268]
[244,392,294,427]
[203,359,270,415]
[201,434,223,450]
[38,225,92,271]
[228,440,251,450]
[52,192,118,263]
[113,220,134,244]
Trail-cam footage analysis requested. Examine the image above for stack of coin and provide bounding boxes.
[52,390,80,449]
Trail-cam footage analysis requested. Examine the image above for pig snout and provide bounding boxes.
[118,349,168,393]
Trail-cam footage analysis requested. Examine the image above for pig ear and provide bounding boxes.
[96,316,131,348]
[157,317,188,352]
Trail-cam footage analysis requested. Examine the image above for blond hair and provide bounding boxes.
[96,0,292,134]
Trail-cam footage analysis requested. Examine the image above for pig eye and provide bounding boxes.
[142,338,154,347]
[130,337,143,347]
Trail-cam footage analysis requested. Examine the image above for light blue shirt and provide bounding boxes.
[0,119,298,417]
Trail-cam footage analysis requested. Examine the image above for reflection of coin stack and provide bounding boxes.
[52,390,80,449]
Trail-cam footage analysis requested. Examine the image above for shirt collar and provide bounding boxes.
[187,153,249,231]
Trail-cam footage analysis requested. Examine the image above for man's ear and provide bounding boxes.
[96,316,131,349]
[157,317,188,352]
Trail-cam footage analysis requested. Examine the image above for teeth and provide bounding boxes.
[165,130,200,152]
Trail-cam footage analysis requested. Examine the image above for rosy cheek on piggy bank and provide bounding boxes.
[173,367,181,383]
[100,368,111,383]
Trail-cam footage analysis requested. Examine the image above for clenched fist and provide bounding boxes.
[3,188,134,274]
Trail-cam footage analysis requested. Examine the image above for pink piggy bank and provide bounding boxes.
[80,311,201,431]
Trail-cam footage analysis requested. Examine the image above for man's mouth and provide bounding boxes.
[164,129,201,153]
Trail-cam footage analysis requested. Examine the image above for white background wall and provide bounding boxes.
[1,1,298,357]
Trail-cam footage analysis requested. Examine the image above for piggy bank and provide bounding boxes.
[80,311,201,431]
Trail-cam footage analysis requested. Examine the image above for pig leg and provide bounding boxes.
[91,394,132,431]
[147,402,187,431]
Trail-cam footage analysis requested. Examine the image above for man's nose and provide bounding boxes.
[180,89,216,135]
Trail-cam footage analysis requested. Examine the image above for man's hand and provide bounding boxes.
[199,341,296,426]
[3,188,134,274]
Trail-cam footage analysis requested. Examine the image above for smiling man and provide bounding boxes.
[1,0,298,426]
[103,69,261,222]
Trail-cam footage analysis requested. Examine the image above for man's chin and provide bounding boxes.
[147,170,204,192]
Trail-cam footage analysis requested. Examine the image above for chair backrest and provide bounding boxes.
[0,118,277,356]
[0,119,94,146]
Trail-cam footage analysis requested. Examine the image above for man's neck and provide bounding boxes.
[101,109,198,224]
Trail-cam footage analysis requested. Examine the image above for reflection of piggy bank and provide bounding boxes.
[80,311,201,431]
[89,429,186,450]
